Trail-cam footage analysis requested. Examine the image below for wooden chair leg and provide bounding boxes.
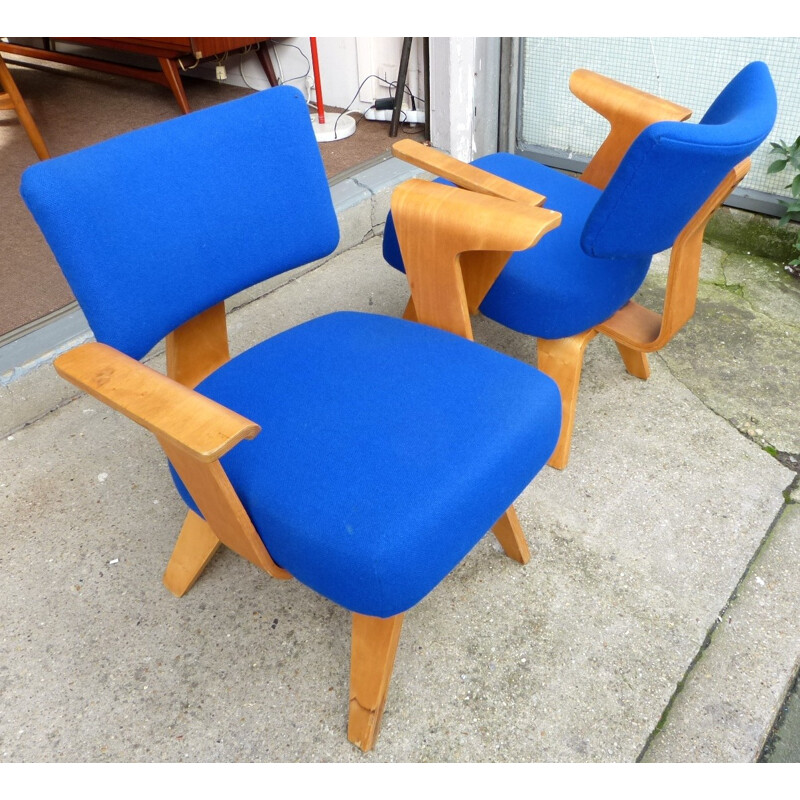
[491,505,530,564]
[402,295,418,322]
[163,510,221,597]
[348,612,404,752]
[614,341,651,380]
[536,330,596,470]
[0,57,50,160]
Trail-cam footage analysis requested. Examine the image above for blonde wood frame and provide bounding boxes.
[55,340,257,462]
[391,176,560,341]
[165,301,231,389]
[161,509,221,596]
[53,339,291,584]
[392,138,546,207]
[55,268,540,750]
[570,69,691,190]
[595,159,751,373]
[538,160,748,468]
[52,309,425,751]
[391,171,561,561]
[391,71,750,469]
[0,55,50,160]
[161,302,237,593]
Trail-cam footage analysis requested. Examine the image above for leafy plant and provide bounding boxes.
[767,135,800,270]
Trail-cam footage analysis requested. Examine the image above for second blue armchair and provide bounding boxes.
[383,61,777,468]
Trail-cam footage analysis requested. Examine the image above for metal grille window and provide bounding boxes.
[518,37,800,203]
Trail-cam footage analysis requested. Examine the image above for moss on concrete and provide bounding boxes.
[705,207,799,265]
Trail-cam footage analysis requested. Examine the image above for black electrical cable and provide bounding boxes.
[332,73,422,139]
[263,42,425,118]
[267,38,311,84]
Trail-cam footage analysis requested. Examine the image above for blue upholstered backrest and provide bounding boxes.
[581,61,777,259]
[21,86,339,360]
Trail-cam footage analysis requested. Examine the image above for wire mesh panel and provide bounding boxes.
[518,37,800,198]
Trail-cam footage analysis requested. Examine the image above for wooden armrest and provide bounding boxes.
[55,341,260,462]
[391,140,545,207]
[570,69,692,190]
[391,179,561,339]
[393,178,559,251]
[570,69,692,127]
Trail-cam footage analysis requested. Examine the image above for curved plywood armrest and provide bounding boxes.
[570,69,693,190]
[392,140,545,207]
[391,178,561,339]
[55,341,289,580]
[55,341,260,462]
[596,158,751,355]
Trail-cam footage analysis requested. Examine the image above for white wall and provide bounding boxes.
[429,37,501,161]
[226,37,424,115]
[8,36,497,157]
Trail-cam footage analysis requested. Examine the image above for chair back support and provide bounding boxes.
[581,61,777,260]
[21,86,339,360]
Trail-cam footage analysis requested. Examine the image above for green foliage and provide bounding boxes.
[768,135,800,269]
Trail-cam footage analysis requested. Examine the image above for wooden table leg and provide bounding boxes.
[159,57,190,114]
[256,43,279,87]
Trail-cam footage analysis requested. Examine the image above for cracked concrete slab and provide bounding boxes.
[0,237,794,762]
[641,504,800,761]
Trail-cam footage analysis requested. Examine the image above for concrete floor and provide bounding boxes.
[1,170,799,762]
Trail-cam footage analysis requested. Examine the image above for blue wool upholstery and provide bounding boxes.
[21,86,339,360]
[172,311,561,618]
[21,85,562,622]
[383,153,651,339]
[383,62,777,340]
[582,62,778,259]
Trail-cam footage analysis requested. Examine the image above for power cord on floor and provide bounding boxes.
[330,73,424,140]
[232,43,425,141]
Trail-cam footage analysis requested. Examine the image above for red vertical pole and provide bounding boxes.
[309,37,325,124]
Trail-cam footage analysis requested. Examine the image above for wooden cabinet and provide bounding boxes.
[0,38,278,113]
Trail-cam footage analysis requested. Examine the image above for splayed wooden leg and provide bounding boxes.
[348,612,404,752]
[162,510,221,597]
[537,330,596,470]
[491,505,530,564]
[614,341,651,380]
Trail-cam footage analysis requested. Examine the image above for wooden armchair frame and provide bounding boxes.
[0,55,50,160]
[392,68,752,470]
[54,183,560,751]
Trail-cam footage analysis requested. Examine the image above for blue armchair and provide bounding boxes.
[20,85,563,750]
[383,61,777,468]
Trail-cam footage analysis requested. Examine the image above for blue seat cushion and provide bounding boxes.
[383,153,651,340]
[170,311,561,618]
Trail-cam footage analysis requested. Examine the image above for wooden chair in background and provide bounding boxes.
[0,54,49,159]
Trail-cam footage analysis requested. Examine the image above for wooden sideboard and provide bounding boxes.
[0,38,279,113]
